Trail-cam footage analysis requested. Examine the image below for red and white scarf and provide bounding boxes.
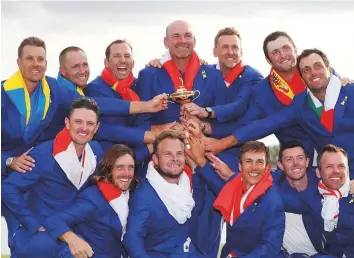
[97,181,129,238]
[306,75,341,133]
[146,161,194,224]
[318,177,350,232]
[101,67,140,101]
[214,166,273,226]
[160,50,200,91]
[269,67,306,106]
[216,60,245,88]
[53,128,96,190]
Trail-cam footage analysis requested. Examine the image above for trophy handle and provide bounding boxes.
[192,90,200,101]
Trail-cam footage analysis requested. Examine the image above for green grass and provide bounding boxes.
[1,255,10,258]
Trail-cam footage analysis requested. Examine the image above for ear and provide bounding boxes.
[315,168,321,179]
[64,117,70,129]
[16,58,21,68]
[213,47,217,58]
[94,122,100,135]
[152,154,159,167]
[193,36,196,48]
[277,161,284,171]
[45,60,48,72]
[238,161,242,172]
[104,58,109,68]
[266,57,272,66]
[305,157,310,168]
[163,37,168,49]
[59,66,66,76]
[132,59,135,69]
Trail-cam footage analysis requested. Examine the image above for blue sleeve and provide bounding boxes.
[213,83,252,123]
[233,104,296,144]
[210,119,239,139]
[43,188,99,240]
[194,162,226,195]
[133,146,151,165]
[123,192,150,258]
[1,162,43,234]
[237,197,285,258]
[94,123,145,147]
[59,86,130,117]
[134,69,155,130]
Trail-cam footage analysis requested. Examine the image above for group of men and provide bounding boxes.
[1,19,354,258]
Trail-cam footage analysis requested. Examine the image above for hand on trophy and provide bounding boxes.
[182,103,208,119]
[184,118,203,139]
[185,133,207,168]
[147,94,169,112]
[202,137,227,155]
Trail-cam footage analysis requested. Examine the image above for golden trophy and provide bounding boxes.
[168,78,200,105]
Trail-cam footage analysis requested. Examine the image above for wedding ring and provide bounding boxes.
[186,144,191,150]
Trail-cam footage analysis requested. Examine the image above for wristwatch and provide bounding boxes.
[6,157,14,168]
[205,107,213,119]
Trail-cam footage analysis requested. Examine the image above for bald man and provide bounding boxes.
[135,20,228,257]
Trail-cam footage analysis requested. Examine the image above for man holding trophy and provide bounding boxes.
[135,20,228,257]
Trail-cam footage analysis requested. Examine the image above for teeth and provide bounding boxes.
[249,173,259,177]
[120,178,129,182]
[313,78,321,82]
[330,177,340,180]
[293,169,301,172]
[78,133,87,136]
[281,60,289,64]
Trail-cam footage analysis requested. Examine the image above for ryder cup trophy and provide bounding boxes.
[168,78,200,150]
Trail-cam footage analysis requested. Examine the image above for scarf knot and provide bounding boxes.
[216,61,245,87]
[101,67,139,101]
[146,161,195,224]
[214,166,273,225]
[318,177,350,231]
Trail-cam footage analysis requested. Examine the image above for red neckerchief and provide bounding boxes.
[213,165,273,225]
[162,51,200,91]
[101,67,140,101]
[53,127,73,156]
[269,67,306,105]
[224,61,245,87]
[97,181,122,201]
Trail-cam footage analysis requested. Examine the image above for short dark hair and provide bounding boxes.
[263,31,296,60]
[67,97,99,120]
[153,131,185,155]
[94,144,137,188]
[18,36,46,58]
[317,144,348,169]
[240,141,270,165]
[297,48,330,75]
[279,141,308,161]
[214,27,241,48]
[59,46,85,66]
[105,39,133,60]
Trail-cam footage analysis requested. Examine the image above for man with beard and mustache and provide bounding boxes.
[2,98,103,258]
[304,145,354,257]
[185,139,285,258]
[124,131,204,257]
[56,45,165,175]
[203,48,354,179]
[43,144,137,258]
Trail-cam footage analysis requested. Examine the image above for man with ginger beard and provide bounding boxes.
[56,45,164,175]
[124,131,204,257]
[185,139,285,257]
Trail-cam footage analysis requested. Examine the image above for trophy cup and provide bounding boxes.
[168,78,200,150]
[168,78,200,105]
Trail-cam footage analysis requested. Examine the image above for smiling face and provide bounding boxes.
[104,42,134,80]
[152,138,185,180]
[278,146,309,181]
[164,20,196,60]
[64,108,99,147]
[60,50,90,88]
[111,153,135,192]
[214,34,242,72]
[17,45,47,84]
[298,53,331,93]
[239,151,267,189]
[316,151,349,190]
[265,36,297,72]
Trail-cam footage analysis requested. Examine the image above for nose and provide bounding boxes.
[78,65,85,73]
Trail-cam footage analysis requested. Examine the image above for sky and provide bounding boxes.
[1,1,354,147]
